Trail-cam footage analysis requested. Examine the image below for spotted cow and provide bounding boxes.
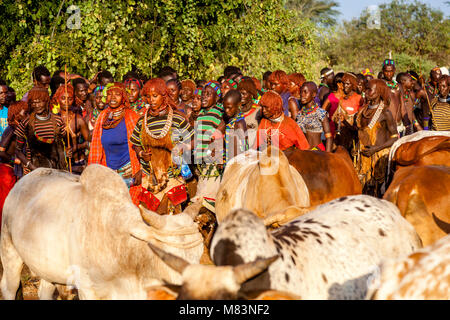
[146,195,422,300]
[367,233,450,300]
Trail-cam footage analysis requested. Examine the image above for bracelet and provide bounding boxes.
[325,133,332,138]
[390,134,399,139]
[25,161,31,168]
[138,150,144,158]
[14,158,21,165]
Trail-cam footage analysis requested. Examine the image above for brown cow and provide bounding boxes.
[367,234,450,300]
[387,131,450,178]
[283,146,362,206]
[215,146,362,226]
[383,165,450,247]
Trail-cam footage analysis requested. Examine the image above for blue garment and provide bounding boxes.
[101,119,130,170]
[280,92,291,116]
[0,106,8,138]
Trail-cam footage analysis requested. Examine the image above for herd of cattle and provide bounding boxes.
[0,131,449,300]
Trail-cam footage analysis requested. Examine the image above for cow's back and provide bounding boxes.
[284,148,362,206]
[383,165,450,246]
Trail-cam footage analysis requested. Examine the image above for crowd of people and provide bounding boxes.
[0,61,449,217]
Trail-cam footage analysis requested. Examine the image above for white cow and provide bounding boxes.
[367,233,450,300]
[0,165,203,300]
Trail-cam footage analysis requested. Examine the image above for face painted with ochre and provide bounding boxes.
[343,79,354,95]
[365,82,380,103]
[270,79,284,94]
[30,98,48,116]
[201,86,217,109]
[167,82,180,102]
[107,89,124,109]
[180,86,194,102]
[143,87,165,115]
[58,91,74,110]
[127,82,140,104]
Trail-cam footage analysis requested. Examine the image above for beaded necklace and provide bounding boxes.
[301,103,319,116]
[143,107,173,140]
[403,90,411,101]
[386,80,399,90]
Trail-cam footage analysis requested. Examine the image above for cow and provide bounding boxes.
[283,146,362,206]
[383,165,450,247]
[143,195,422,300]
[386,131,450,183]
[367,233,450,300]
[0,165,203,300]
[215,146,362,226]
[215,147,311,225]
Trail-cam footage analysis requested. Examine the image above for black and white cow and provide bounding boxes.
[146,195,422,300]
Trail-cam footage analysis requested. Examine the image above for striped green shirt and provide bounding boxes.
[194,104,223,163]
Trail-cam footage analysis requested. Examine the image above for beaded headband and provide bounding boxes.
[205,81,222,98]
[383,59,395,68]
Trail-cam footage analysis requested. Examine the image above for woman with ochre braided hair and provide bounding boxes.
[130,78,194,214]
[254,90,309,152]
[333,72,364,153]
[53,84,90,174]
[0,101,28,230]
[354,80,398,196]
[88,82,141,205]
[179,79,196,114]
[125,78,145,116]
[15,87,67,174]
[268,70,299,120]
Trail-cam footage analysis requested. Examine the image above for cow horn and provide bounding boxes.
[147,242,190,274]
[233,255,279,284]
[139,205,166,229]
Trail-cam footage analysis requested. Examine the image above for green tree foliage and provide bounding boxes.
[325,0,450,75]
[1,0,326,97]
[284,0,340,26]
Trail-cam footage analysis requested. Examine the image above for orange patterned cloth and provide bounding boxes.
[88,107,141,205]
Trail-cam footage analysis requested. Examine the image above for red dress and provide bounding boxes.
[0,164,16,231]
[254,116,310,151]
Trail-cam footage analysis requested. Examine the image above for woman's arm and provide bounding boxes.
[322,117,333,152]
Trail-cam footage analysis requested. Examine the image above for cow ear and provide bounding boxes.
[147,285,180,300]
[129,225,153,242]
